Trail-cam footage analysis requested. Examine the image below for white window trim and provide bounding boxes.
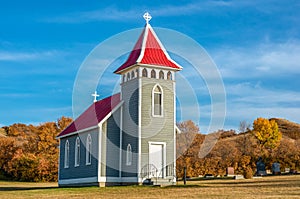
[64,140,69,168]
[86,134,92,165]
[126,144,132,166]
[75,137,80,167]
[152,84,163,117]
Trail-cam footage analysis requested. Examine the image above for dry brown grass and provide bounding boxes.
[0,175,299,199]
[0,128,6,137]
[271,118,300,140]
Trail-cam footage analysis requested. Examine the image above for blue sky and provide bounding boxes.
[1,0,300,132]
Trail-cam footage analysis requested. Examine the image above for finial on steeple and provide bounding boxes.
[143,12,152,24]
[91,91,99,103]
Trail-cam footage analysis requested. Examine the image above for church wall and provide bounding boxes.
[105,108,121,177]
[121,78,139,177]
[140,77,175,173]
[59,129,99,181]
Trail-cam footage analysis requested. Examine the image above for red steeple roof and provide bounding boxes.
[57,93,121,138]
[114,22,182,74]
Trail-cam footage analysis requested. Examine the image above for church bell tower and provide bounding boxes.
[114,12,182,183]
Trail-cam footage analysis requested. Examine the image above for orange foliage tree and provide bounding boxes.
[0,116,72,182]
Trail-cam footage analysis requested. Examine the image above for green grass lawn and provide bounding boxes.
[0,175,299,198]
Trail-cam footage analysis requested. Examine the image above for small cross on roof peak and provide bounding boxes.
[91,91,99,103]
[143,12,152,24]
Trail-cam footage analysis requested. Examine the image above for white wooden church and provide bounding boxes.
[57,13,182,187]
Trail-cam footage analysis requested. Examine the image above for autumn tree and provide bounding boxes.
[239,120,251,133]
[270,139,300,171]
[252,117,282,155]
[57,116,73,132]
[0,137,19,178]
[0,116,72,182]
[176,120,199,157]
[176,120,201,178]
[207,138,240,176]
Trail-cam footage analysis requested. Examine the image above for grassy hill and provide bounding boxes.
[0,128,6,137]
[218,118,300,140]
[271,118,300,140]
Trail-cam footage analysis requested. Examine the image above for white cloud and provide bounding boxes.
[43,7,139,23]
[0,51,38,61]
[43,1,293,24]
[213,40,300,79]
[180,81,300,132]
[223,82,300,129]
[226,105,300,126]
[43,1,233,23]
[0,93,35,98]
[226,82,300,105]
[151,1,232,17]
[0,50,65,62]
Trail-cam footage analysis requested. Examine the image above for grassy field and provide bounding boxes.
[0,175,299,198]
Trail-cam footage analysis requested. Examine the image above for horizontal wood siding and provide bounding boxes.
[106,109,121,177]
[140,77,175,170]
[121,78,139,177]
[59,129,98,180]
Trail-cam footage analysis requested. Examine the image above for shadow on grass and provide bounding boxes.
[0,186,58,191]
[162,184,208,188]
[206,179,300,186]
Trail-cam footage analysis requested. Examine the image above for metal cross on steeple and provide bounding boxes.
[143,12,152,24]
[91,91,99,103]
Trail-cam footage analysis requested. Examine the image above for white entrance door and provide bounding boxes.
[149,144,163,177]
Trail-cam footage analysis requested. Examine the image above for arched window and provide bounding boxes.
[167,71,172,80]
[127,73,130,81]
[123,75,126,83]
[152,85,163,116]
[151,69,156,78]
[159,70,164,79]
[131,71,135,79]
[142,68,148,77]
[64,140,69,168]
[126,144,132,166]
[86,134,92,165]
[75,137,80,167]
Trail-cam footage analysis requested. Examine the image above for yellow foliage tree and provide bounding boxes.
[252,117,282,152]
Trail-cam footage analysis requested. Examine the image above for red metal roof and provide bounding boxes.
[114,23,182,74]
[57,93,121,138]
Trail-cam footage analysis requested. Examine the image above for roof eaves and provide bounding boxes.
[114,64,139,74]
[57,100,124,139]
[138,63,182,71]
[56,125,98,139]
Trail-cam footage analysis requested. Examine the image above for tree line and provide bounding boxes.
[0,117,72,182]
[0,116,299,182]
[176,118,300,179]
